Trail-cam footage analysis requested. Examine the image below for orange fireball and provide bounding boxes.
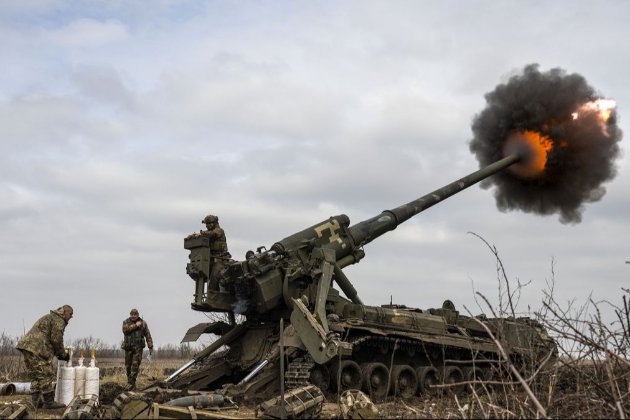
[504,130,553,178]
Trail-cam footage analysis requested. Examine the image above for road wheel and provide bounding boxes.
[361,363,389,401]
[441,365,465,395]
[331,360,362,392]
[309,365,331,392]
[416,366,439,395]
[390,365,418,399]
[463,366,485,393]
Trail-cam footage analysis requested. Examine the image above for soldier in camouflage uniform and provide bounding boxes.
[121,308,153,390]
[16,305,73,409]
[199,214,231,290]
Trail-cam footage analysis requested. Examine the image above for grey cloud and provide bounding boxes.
[41,18,128,47]
[0,95,130,156]
[71,66,135,109]
[1,1,629,345]
[0,183,40,222]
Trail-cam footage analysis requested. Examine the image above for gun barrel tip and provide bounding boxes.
[502,133,533,165]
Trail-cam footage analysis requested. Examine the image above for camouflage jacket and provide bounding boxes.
[16,308,67,359]
[201,226,231,258]
[122,317,153,351]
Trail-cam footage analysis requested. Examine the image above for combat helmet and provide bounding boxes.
[202,214,219,224]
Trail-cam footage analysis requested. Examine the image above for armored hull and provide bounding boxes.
[300,302,556,400]
[171,298,556,402]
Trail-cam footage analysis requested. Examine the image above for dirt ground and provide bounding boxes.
[0,392,467,419]
[0,355,468,419]
[2,358,627,419]
[0,357,188,419]
[0,391,516,419]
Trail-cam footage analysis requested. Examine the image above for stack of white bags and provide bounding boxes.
[54,348,100,405]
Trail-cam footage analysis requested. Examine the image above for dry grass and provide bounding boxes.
[0,355,24,383]
[2,347,628,418]
[0,356,190,419]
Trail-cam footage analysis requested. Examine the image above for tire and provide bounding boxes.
[331,360,362,392]
[463,366,485,393]
[361,363,389,401]
[415,366,439,395]
[390,365,418,399]
[440,365,465,395]
[309,365,331,392]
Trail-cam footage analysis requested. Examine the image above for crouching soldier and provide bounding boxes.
[16,305,73,409]
[122,308,153,390]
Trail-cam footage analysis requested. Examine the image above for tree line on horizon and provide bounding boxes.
[0,332,200,359]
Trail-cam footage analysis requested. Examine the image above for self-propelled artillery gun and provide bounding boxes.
[166,151,557,401]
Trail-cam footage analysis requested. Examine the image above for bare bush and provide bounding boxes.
[69,335,123,358]
[63,337,200,359]
[0,332,19,355]
[0,332,23,381]
[538,284,630,418]
[154,342,200,359]
[461,233,630,419]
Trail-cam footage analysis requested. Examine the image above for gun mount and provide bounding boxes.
[186,152,520,315]
[171,151,556,401]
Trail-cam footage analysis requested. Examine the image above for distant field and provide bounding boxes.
[0,355,188,384]
[0,356,191,419]
[95,357,188,384]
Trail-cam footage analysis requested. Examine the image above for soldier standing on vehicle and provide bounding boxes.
[121,308,153,390]
[196,214,232,290]
[16,305,73,409]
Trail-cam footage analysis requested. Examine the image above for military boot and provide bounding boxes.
[31,391,42,408]
[41,391,66,409]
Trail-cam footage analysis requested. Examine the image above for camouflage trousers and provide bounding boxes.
[19,349,56,394]
[124,348,143,384]
[208,259,227,291]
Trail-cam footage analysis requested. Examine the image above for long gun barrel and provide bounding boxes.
[348,152,521,247]
[272,152,521,263]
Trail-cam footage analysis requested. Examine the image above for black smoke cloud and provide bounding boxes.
[470,64,623,224]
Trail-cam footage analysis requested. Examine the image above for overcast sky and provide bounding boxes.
[1,1,628,347]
